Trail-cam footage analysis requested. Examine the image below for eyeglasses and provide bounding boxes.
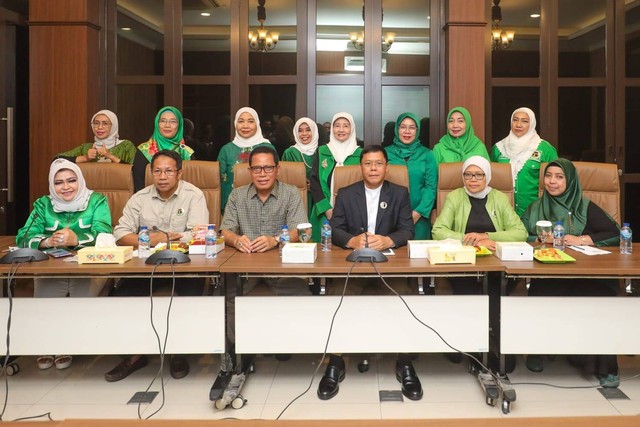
[91,121,111,128]
[249,165,276,174]
[159,119,178,126]
[399,125,417,132]
[152,169,178,176]
[463,172,486,180]
[362,161,387,169]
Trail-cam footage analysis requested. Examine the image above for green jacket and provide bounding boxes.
[433,140,490,164]
[491,140,558,216]
[218,141,272,211]
[16,192,112,249]
[309,145,362,241]
[432,188,528,242]
[385,144,438,239]
[57,141,137,165]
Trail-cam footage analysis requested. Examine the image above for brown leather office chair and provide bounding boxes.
[434,162,514,220]
[78,162,133,226]
[538,161,620,224]
[233,161,308,217]
[332,164,410,197]
[145,160,221,227]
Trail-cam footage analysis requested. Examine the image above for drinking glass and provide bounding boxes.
[297,223,312,243]
[535,220,553,249]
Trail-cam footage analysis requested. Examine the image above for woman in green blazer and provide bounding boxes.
[309,112,362,242]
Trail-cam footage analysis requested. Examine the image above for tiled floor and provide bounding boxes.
[1,352,640,422]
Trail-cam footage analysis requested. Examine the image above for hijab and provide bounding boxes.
[462,156,492,199]
[140,106,193,161]
[327,112,359,165]
[232,107,270,149]
[438,107,483,159]
[91,109,123,150]
[292,117,319,156]
[391,112,421,158]
[525,158,590,235]
[495,107,543,184]
[48,158,93,213]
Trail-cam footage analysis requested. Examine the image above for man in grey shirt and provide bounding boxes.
[221,145,311,341]
[105,149,209,383]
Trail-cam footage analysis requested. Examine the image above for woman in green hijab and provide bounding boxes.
[385,112,437,239]
[132,106,195,192]
[521,159,620,386]
[433,107,489,164]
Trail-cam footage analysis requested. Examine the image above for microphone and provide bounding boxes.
[1,213,48,264]
[145,226,190,265]
[346,227,388,263]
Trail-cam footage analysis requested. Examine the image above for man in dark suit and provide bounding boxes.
[317,145,422,402]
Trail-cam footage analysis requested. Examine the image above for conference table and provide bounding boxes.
[500,246,640,373]
[2,239,640,368]
[0,238,232,356]
[223,247,501,356]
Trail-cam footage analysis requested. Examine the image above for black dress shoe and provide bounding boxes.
[317,360,345,400]
[105,356,148,382]
[396,362,423,401]
[170,355,190,379]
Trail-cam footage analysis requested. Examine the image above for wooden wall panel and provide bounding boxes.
[445,0,486,144]
[29,0,99,202]
[29,0,98,25]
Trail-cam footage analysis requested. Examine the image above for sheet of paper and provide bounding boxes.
[567,245,611,256]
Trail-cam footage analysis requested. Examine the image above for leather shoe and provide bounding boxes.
[526,355,544,373]
[170,355,190,379]
[105,356,148,382]
[317,360,345,400]
[396,362,423,401]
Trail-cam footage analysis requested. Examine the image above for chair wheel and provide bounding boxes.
[6,363,19,376]
[357,361,369,373]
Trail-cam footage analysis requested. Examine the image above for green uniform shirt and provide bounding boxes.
[57,141,137,164]
[16,192,112,249]
[385,144,438,239]
[490,140,558,216]
[218,141,272,211]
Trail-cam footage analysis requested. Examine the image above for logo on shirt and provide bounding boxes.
[531,150,541,161]
[177,208,184,216]
[322,159,328,169]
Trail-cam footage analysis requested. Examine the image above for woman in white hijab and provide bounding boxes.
[309,112,362,242]
[15,159,112,370]
[282,118,319,216]
[491,107,558,216]
[57,109,137,164]
[218,107,273,211]
[432,155,527,265]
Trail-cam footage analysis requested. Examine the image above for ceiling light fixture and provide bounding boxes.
[201,12,211,17]
[248,0,279,53]
[491,0,515,51]
[530,13,540,18]
[349,4,395,53]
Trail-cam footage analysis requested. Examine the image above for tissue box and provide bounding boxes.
[282,243,317,263]
[496,242,533,261]
[77,246,133,264]
[427,246,476,264]
[408,240,441,258]
[188,238,225,255]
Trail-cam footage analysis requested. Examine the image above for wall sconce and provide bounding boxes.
[348,31,396,53]
[248,0,279,52]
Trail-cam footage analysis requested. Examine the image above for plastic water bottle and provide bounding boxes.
[205,224,217,259]
[321,221,332,252]
[620,223,633,254]
[279,225,290,257]
[138,226,150,259]
[553,221,565,251]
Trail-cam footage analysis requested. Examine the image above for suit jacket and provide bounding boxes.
[330,180,414,248]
